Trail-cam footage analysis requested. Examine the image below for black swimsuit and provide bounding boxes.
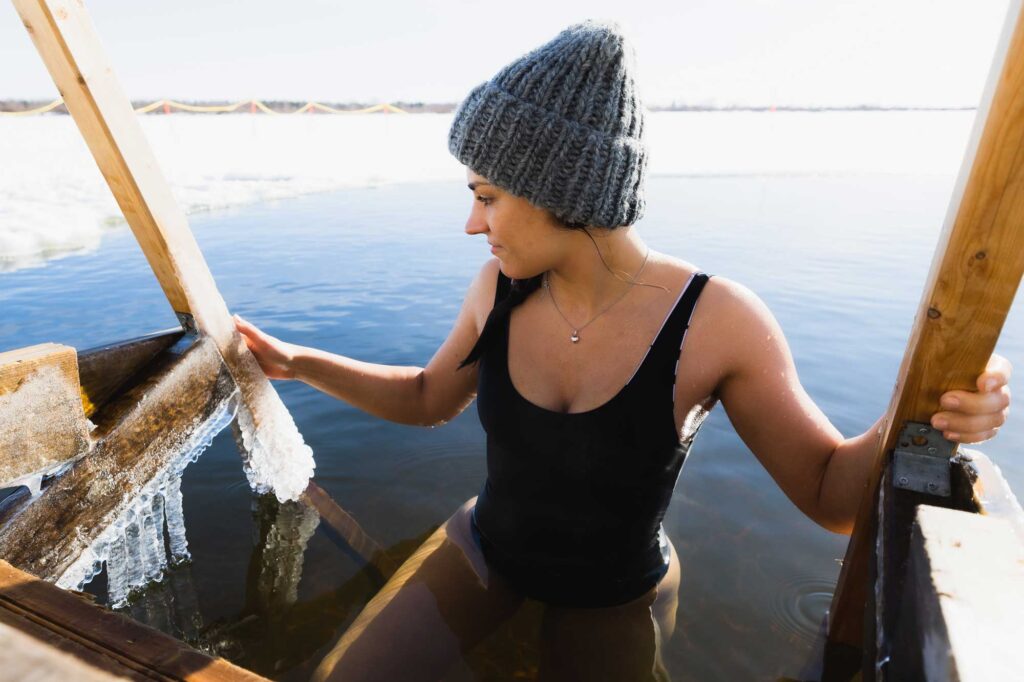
[471,269,713,607]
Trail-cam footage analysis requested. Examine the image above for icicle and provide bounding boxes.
[164,474,190,563]
[122,510,145,589]
[140,492,166,583]
[55,392,237,604]
[106,530,130,607]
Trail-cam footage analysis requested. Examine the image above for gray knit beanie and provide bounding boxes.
[448,20,648,228]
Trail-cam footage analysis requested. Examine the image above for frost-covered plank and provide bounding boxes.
[0,343,91,488]
[12,0,314,503]
[0,559,268,681]
[893,506,1024,681]
[0,336,232,582]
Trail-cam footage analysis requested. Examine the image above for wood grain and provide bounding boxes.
[0,560,268,680]
[0,343,90,487]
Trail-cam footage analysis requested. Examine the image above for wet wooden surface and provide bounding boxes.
[0,336,233,580]
[0,342,90,487]
[830,0,1024,646]
[78,329,184,418]
[0,559,267,681]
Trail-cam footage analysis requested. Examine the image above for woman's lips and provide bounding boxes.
[490,245,502,254]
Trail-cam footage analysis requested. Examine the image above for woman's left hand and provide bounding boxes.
[931,353,1013,443]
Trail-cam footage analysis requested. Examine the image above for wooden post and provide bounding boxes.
[12,0,314,501]
[0,343,91,488]
[890,506,1024,680]
[828,0,1024,646]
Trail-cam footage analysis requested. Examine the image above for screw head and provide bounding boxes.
[927,482,938,492]
[898,476,910,486]
[918,426,930,434]
[927,447,937,454]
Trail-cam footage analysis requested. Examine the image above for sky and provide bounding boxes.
[0,0,1013,107]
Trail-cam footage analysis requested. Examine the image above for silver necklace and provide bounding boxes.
[543,248,650,344]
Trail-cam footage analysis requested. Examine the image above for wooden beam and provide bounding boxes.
[828,0,1024,645]
[0,337,233,580]
[0,343,90,488]
[889,506,1024,680]
[12,0,313,502]
[301,481,399,578]
[0,559,268,681]
[0,617,126,681]
[78,329,184,418]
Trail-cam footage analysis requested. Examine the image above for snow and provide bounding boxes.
[0,110,975,272]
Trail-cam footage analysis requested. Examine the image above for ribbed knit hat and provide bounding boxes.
[448,21,648,228]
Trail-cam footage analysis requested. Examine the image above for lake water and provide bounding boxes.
[1,113,1022,681]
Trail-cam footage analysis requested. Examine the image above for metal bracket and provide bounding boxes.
[892,421,953,497]
[175,311,198,335]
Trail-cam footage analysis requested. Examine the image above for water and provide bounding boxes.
[1,121,1022,680]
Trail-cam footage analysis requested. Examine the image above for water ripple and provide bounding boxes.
[766,574,834,646]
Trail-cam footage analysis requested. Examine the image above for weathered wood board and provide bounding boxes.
[0,343,91,488]
[0,559,268,681]
[78,329,184,418]
[891,506,1024,681]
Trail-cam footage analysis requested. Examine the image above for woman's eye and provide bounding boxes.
[476,195,492,206]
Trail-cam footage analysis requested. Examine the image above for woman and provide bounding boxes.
[236,22,1012,682]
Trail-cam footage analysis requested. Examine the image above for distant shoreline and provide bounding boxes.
[0,99,977,114]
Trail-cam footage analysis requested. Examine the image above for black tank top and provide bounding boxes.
[472,269,712,607]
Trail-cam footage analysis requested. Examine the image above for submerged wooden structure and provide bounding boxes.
[1,0,1023,679]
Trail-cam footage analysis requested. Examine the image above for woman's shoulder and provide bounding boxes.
[651,252,771,327]
[466,257,503,333]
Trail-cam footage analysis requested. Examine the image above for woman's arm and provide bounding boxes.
[235,258,501,427]
[702,278,1011,534]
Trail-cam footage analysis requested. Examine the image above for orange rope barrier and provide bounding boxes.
[0,98,408,116]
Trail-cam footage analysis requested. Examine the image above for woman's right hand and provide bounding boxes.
[234,314,298,380]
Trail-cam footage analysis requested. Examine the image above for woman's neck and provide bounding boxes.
[544,228,650,318]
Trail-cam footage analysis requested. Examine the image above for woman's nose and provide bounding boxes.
[464,206,488,236]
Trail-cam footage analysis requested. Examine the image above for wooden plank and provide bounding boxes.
[828,0,1024,645]
[0,615,128,681]
[78,329,184,418]
[889,506,1024,680]
[12,0,314,503]
[0,337,233,580]
[0,343,90,488]
[0,560,268,681]
[301,482,399,578]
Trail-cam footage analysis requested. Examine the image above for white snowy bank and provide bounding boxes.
[0,110,976,273]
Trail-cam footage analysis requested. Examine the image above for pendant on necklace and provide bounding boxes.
[570,330,580,344]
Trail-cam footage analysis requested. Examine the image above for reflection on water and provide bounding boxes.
[2,173,1021,680]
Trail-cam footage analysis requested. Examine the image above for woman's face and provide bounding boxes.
[463,169,570,279]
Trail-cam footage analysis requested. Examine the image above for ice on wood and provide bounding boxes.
[56,394,237,606]
[231,360,315,503]
[252,496,320,610]
[0,363,92,486]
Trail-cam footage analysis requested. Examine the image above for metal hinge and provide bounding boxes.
[892,421,953,497]
[175,311,198,334]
